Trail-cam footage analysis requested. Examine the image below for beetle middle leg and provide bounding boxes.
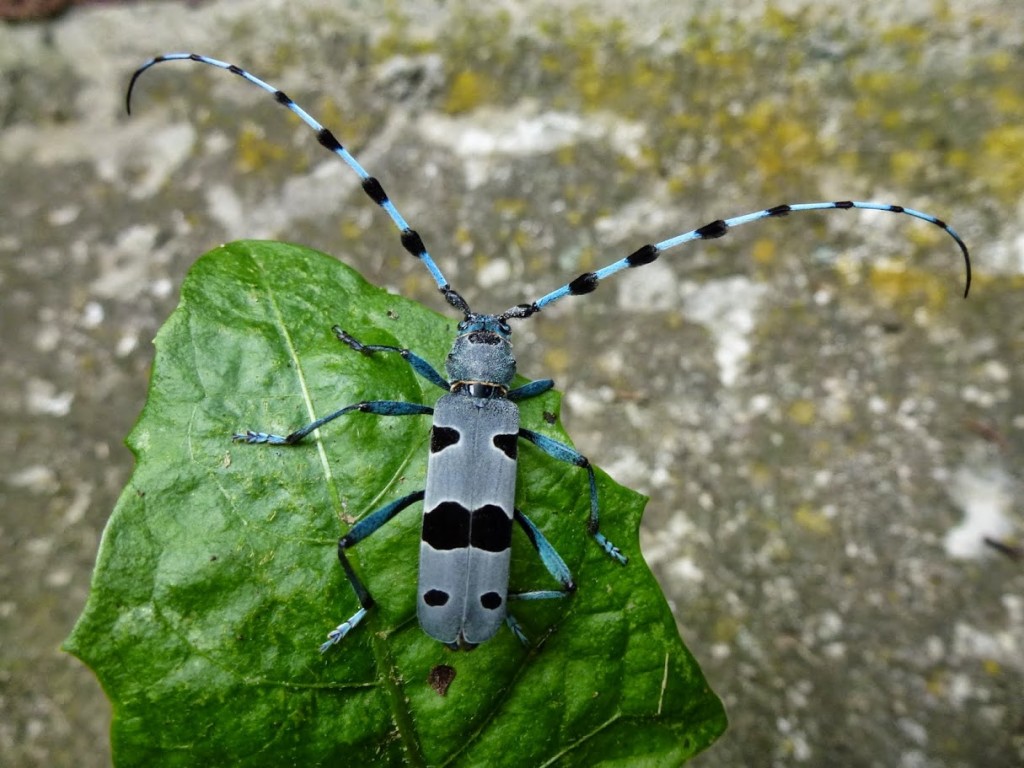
[234,400,434,445]
[519,429,628,565]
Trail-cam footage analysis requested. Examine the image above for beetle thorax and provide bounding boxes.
[445,314,516,394]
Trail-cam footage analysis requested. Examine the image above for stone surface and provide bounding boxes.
[1,1,1022,765]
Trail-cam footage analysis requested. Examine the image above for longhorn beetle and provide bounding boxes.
[127,53,972,653]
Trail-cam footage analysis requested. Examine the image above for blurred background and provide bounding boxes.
[1,0,1021,765]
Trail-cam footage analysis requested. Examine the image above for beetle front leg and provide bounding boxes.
[333,326,450,391]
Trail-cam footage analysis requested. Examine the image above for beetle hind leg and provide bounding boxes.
[319,490,425,652]
[504,508,578,645]
[320,604,369,652]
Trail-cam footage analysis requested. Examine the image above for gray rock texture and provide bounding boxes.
[1,1,1021,765]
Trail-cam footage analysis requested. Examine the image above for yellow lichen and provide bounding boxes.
[493,198,528,218]
[867,261,952,311]
[543,347,571,376]
[713,615,741,644]
[339,218,364,242]
[889,149,927,186]
[443,70,495,114]
[794,504,833,536]
[978,124,1024,201]
[453,224,473,249]
[752,238,777,266]
[235,124,288,172]
[787,399,817,426]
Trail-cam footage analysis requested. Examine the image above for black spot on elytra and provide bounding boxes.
[423,502,470,550]
[424,589,449,606]
[423,503,512,552]
[492,433,518,460]
[470,505,512,552]
[431,426,460,453]
[480,592,503,610]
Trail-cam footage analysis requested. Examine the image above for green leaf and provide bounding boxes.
[65,241,726,766]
